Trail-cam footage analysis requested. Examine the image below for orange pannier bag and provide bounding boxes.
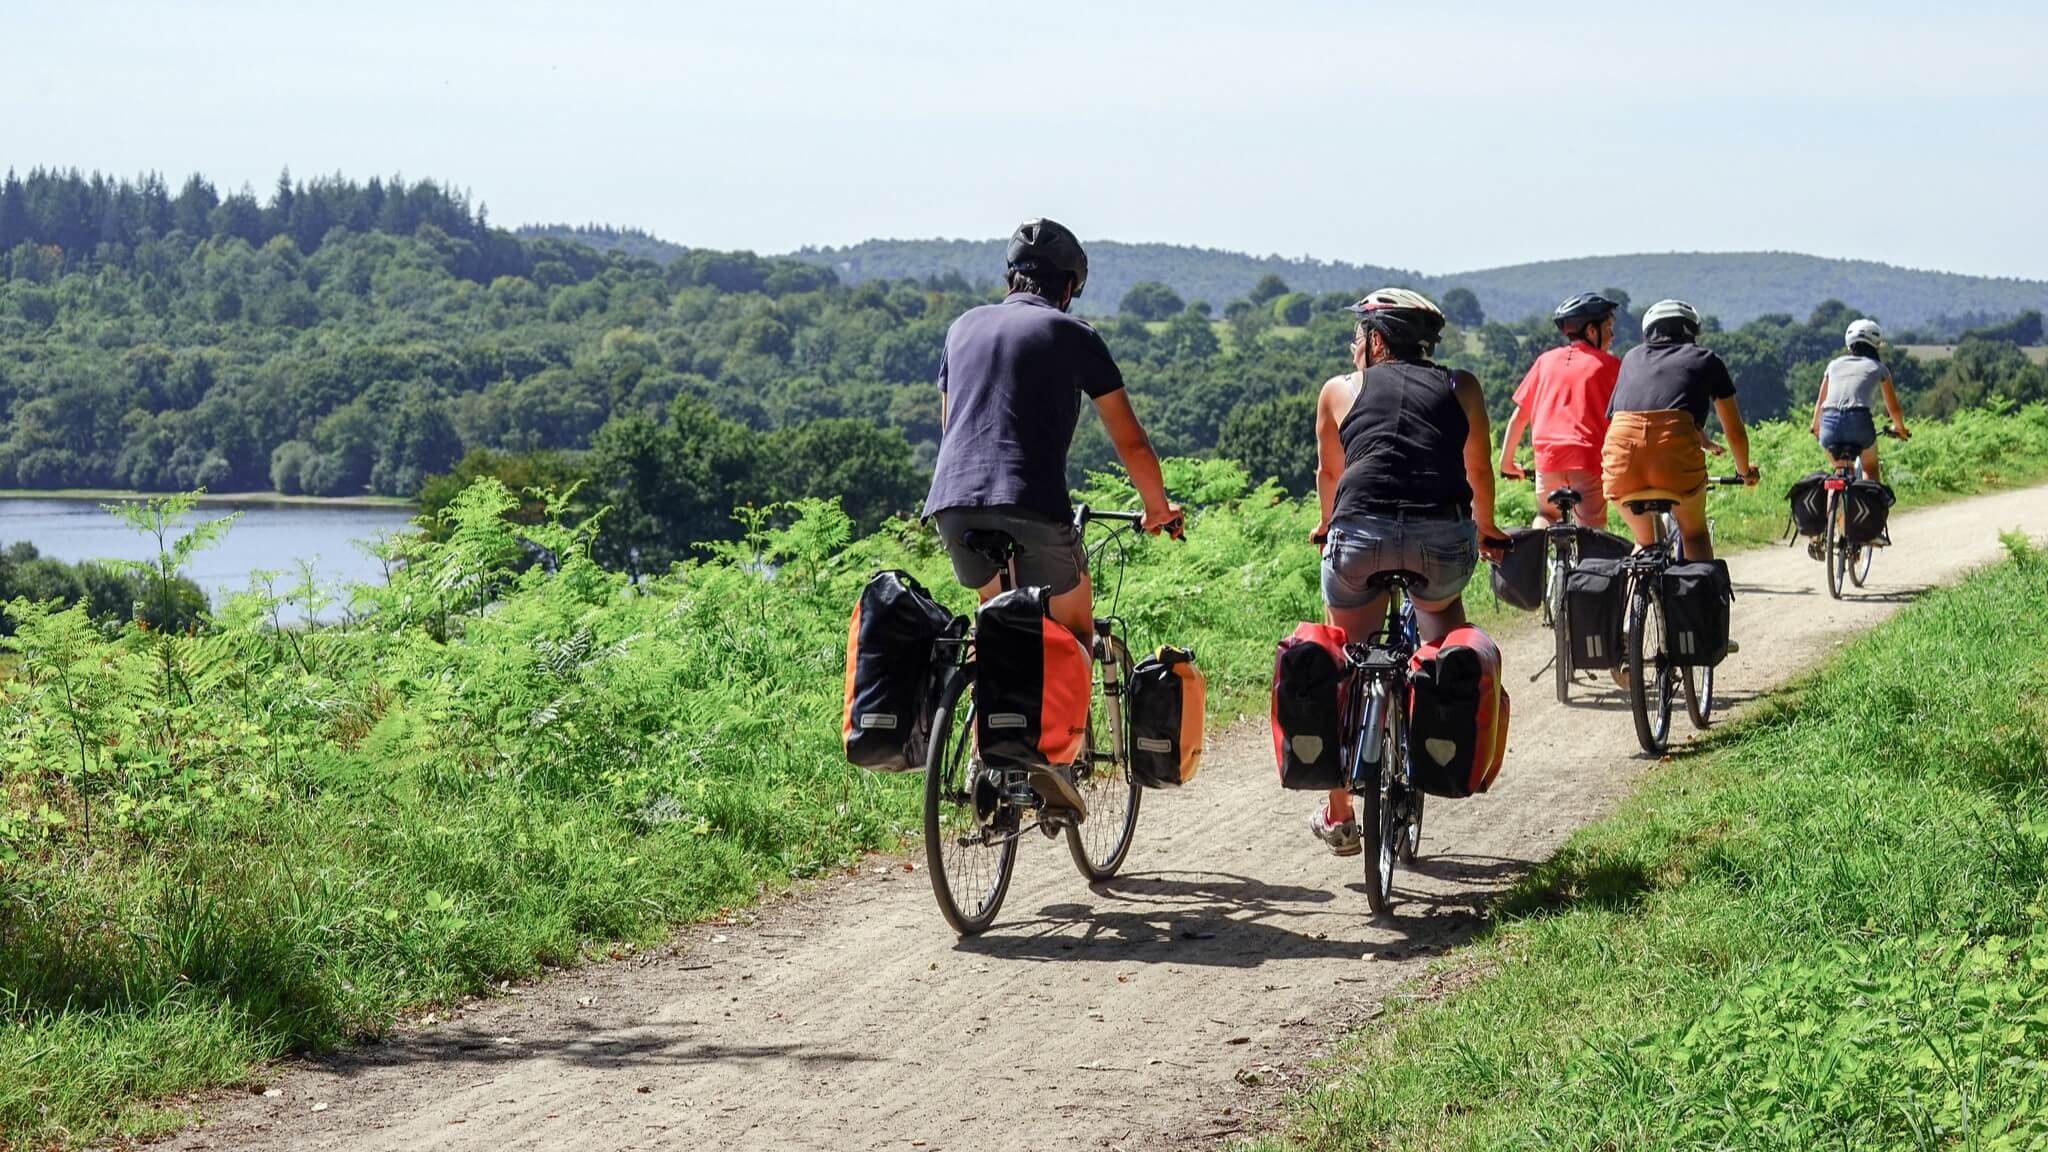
[1127,646,1205,787]
[974,586,1091,768]
[1406,623,1509,798]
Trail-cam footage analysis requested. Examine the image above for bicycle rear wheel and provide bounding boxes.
[1066,640,1141,882]
[1627,580,1675,754]
[923,671,1017,936]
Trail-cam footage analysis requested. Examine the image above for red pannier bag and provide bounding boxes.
[1407,623,1510,798]
[974,586,1092,768]
[1271,622,1352,791]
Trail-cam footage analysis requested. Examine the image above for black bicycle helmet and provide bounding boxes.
[1005,217,1088,299]
[1552,291,1620,331]
[1344,288,1446,351]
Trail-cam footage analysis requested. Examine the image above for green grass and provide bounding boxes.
[2,406,2047,1147]
[1250,538,2048,1152]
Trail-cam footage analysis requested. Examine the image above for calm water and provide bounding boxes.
[0,497,418,613]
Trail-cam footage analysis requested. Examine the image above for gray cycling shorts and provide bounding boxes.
[932,506,1088,595]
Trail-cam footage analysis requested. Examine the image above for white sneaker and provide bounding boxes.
[1307,805,1362,857]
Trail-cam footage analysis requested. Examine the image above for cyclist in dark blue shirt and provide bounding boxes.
[924,219,1181,643]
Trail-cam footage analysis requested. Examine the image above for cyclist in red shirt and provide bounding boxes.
[1497,292,1623,529]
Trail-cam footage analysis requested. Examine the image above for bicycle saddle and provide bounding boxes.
[1548,487,1583,510]
[958,529,1018,565]
[1617,488,1685,514]
[1365,568,1426,593]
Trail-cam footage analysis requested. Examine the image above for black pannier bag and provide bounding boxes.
[1574,527,1635,563]
[1562,557,1627,669]
[1842,479,1895,544]
[842,570,957,772]
[1127,646,1205,788]
[1788,471,1830,537]
[1660,560,1733,667]
[1489,528,1546,612]
[1270,623,1351,791]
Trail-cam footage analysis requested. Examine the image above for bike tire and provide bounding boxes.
[1850,538,1874,588]
[1395,707,1422,865]
[1359,687,1401,915]
[923,670,1017,936]
[1627,579,1673,754]
[1551,554,1573,705]
[1825,492,1846,600]
[1684,662,1714,729]
[1066,641,1141,882]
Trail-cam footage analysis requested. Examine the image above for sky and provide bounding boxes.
[9,0,2047,279]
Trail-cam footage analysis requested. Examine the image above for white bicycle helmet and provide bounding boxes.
[1845,318,1882,351]
[1641,299,1702,340]
[1344,287,1447,349]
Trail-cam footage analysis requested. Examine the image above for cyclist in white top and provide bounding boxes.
[1811,318,1911,484]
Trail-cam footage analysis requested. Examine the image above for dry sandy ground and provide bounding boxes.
[153,485,2048,1152]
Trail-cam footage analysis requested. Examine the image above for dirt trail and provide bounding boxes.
[158,486,2048,1152]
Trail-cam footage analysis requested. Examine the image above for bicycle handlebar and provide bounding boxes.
[1707,474,1754,486]
[1076,504,1184,540]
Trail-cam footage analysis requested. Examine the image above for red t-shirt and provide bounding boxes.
[1513,343,1621,473]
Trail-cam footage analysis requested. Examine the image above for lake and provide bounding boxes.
[0,496,419,613]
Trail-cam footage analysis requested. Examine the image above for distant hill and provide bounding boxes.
[787,239,1422,318]
[1440,252,2048,333]
[518,224,689,265]
[782,240,2048,333]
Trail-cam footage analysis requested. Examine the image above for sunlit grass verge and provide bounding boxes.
[1249,536,2048,1152]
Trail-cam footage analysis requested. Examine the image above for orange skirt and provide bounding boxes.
[1602,410,1707,503]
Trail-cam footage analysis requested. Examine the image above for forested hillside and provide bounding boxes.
[788,238,2048,332]
[5,167,2045,573]
[787,237,1422,320]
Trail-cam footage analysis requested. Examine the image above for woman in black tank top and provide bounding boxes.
[1304,290,1505,856]
[1333,358,1474,519]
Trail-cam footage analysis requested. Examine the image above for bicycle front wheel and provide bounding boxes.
[1627,579,1675,754]
[1551,554,1573,705]
[1357,689,1398,916]
[1825,493,1847,600]
[1684,662,1714,729]
[1850,538,1874,588]
[923,670,1017,936]
[1066,640,1141,882]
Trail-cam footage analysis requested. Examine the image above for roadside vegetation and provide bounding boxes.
[1,402,2046,1145]
[1253,539,2048,1151]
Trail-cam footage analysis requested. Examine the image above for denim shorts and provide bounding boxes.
[1321,514,1479,608]
[1819,407,1877,456]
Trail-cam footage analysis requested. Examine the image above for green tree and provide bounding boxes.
[1248,274,1290,305]
[587,396,761,572]
[763,418,923,532]
[1440,286,1485,328]
[1272,292,1313,327]
[1217,392,1317,495]
[1118,280,1186,321]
